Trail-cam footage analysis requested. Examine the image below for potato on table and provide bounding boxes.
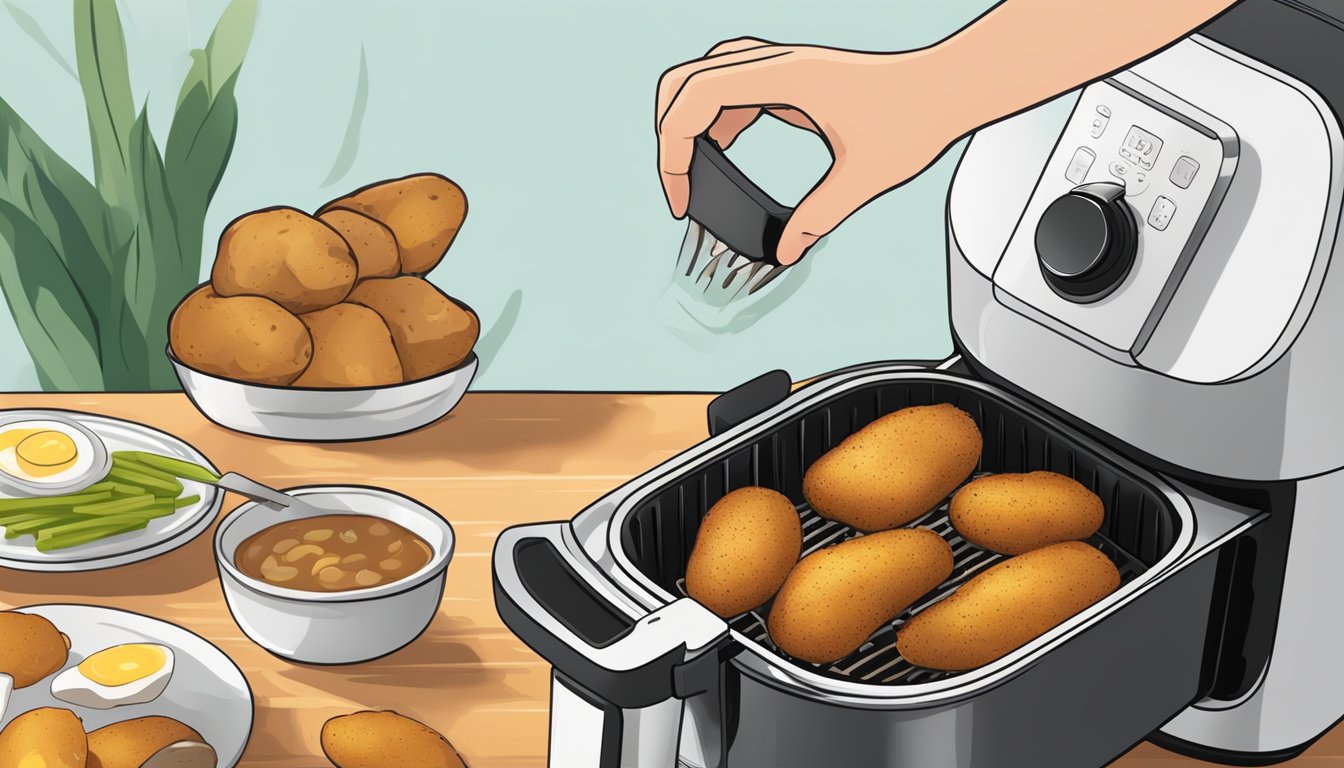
[212,207,357,314]
[169,285,313,386]
[322,710,466,768]
[0,707,86,768]
[803,404,982,531]
[768,528,953,664]
[319,209,401,281]
[347,277,479,380]
[685,487,802,618]
[950,471,1104,555]
[0,610,67,687]
[321,174,467,275]
[85,716,204,768]
[293,304,403,388]
[897,541,1121,671]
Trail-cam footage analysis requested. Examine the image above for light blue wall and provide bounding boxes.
[0,0,995,392]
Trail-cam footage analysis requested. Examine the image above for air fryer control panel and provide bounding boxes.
[992,72,1239,362]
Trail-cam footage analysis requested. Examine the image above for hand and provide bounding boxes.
[656,38,968,265]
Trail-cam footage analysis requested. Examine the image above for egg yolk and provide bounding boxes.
[77,643,165,686]
[13,431,77,478]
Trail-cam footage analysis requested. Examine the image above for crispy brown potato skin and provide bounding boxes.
[0,611,67,687]
[768,529,953,664]
[169,285,313,386]
[803,404,982,531]
[0,707,86,768]
[897,541,1121,671]
[319,209,401,280]
[347,277,478,381]
[293,304,403,388]
[85,716,203,768]
[321,710,466,768]
[212,207,357,314]
[321,174,467,275]
[685,487,802,618]
[950,471,1104,555]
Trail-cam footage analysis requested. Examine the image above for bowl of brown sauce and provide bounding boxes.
[213,485,454,663]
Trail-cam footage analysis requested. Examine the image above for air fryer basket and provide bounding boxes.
[620,376,1180,684]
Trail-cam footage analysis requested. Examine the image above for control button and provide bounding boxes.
[1170,155,1200,189]
[1123,126,1163,170]
[1108,160,1132,180]
[1065,147,1096,184]
[1035,181,1138,302]
[1148,196,1177,231]
[1089,111,1110,139]
[1096,105,1112,118]
[1125,170,1149,197]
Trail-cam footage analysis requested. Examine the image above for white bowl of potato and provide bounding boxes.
[167,173,482,442]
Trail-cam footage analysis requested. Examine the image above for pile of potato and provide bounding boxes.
[169,173,480,388]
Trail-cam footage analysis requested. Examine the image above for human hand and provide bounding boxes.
[656,38,969,265]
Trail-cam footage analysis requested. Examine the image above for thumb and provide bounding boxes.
[776,165,872,266]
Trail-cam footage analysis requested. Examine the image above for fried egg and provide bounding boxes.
[50,643,174,709]
[0,422,97,488]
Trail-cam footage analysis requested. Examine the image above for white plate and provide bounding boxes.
[0,409,222,571]
[3,604,253,766]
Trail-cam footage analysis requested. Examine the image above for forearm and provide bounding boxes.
[919,0,1240,134]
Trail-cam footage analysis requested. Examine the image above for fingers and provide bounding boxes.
[707,107,762,149]
[657,49,796,217]
[777,164,876,266]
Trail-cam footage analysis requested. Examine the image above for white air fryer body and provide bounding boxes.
[947,23,1344,760]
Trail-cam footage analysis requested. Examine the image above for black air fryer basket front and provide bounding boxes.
[619,375,1182,684]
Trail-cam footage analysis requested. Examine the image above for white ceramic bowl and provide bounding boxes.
[169,348,477,442]
[214,486,454,664]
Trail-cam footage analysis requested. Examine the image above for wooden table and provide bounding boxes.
[0,393,1339,767]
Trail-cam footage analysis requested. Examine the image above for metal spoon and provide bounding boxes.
[212,473,327,518]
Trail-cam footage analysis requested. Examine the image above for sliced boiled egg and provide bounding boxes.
[0,418,107,496]
[50,643,174,709]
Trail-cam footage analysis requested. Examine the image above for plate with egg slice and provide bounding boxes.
[0,604,252,768]
[0,410,222,571]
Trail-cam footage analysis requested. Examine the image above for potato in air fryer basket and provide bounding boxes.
[803,403,982,532]
[897,541,1120,671]
[949,471,1105,555]
[169,285,313,386]
[685,487,802,618]
[767,529,953,664]
[347,276,479,381]
[292,303,403,388]
[320,173,467,276]
[212,207,357,314]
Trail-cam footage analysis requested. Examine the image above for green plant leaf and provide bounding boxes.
[73,0,136,211]
[0,198,103,390]
[127,107,185,389]
[5,1,78,81]
[204,0,256,97]
[322,46,369,187]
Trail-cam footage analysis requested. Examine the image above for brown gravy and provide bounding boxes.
[236,514,432,592]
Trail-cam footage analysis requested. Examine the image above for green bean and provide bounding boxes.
[106,467,182,496]
[174,494,201,509]
[35,519,149,552]
[72,495,158,517]
[4,515,75,536]
[122,452,221,484]
[110,453,180,482]
[0,491,112,513]
[0,511,59,527]
[37,511,162,540]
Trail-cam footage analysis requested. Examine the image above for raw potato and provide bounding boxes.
[0,611,67,687]
[86,716,204,768]
[321,710,466,768]
[321,174,468,275]
[212,207,357,314]
[897,541,1121,671]
[0,707,86,768]
[293,304,403,388]
[685,487,802,618]
[950,471,1105,555]
[319,210,401,280]
[803,404,982,531]
[347,277,479,380]
[169,285,313,386]
[768,529,953,664]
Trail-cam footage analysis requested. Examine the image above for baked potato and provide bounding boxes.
[212,207,357,314]
[293,303,403,388]
[318,209,400,281]
[85,716,204,768]
[321,174,467,275]
[169,285,313,386]
[321,710,465,768]
[0,707,86,768]
[950,471,1104,555]
[346,277,478,380]
[685,487,802,618]
[0,610,67,687]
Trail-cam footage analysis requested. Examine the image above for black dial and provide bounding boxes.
[1034,181,1137,302]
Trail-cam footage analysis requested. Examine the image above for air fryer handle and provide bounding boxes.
[493,522,731,767]
[707,369,793,437]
